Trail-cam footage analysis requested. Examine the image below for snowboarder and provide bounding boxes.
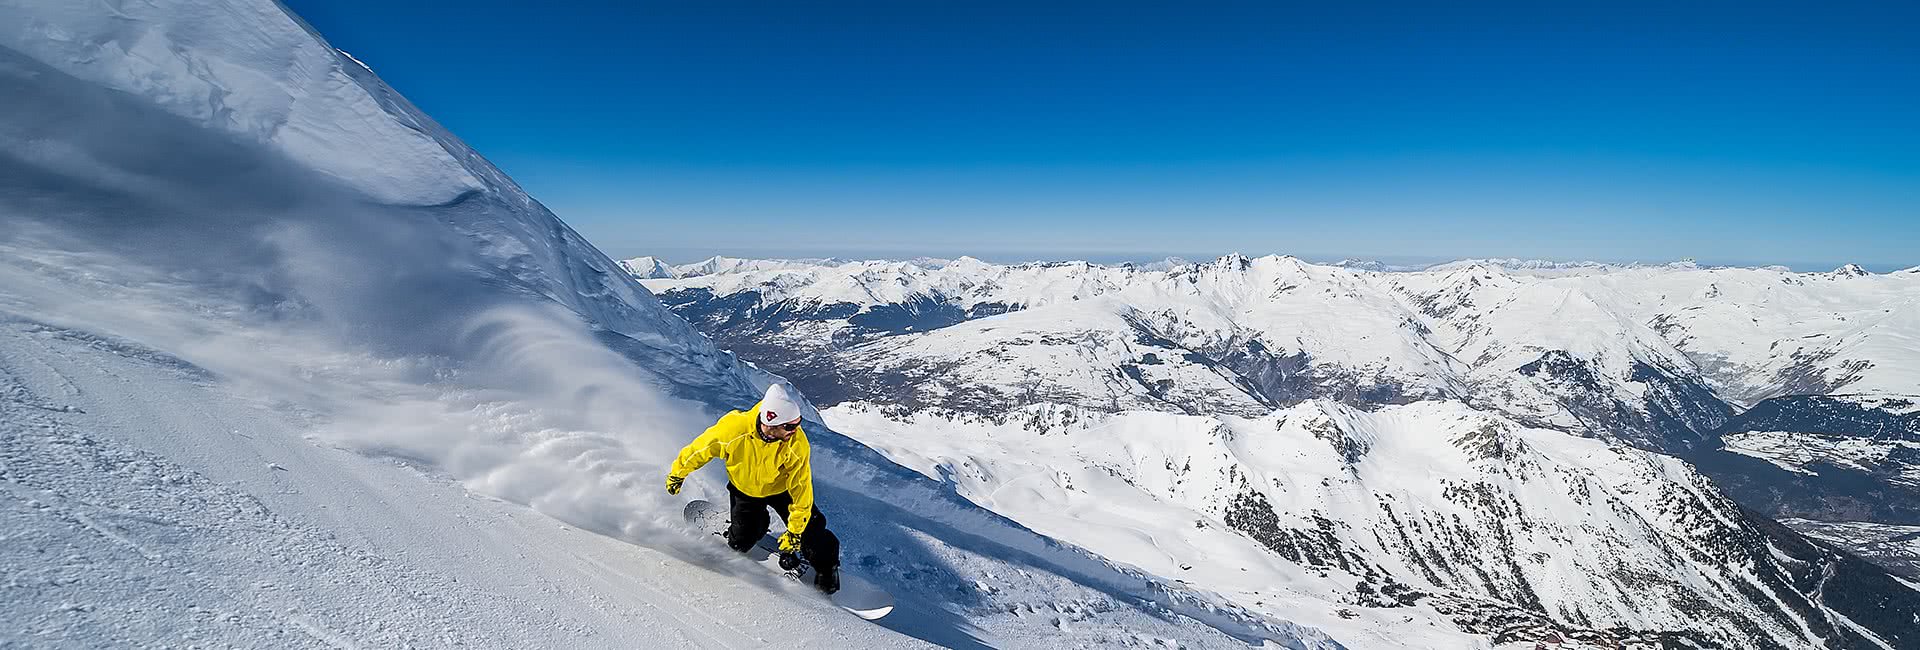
[665,384,840,593]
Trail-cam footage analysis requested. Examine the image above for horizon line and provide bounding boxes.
[614,248,1916,275]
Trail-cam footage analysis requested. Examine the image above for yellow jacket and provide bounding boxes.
[669,401,817,535]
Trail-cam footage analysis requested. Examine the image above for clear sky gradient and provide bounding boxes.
[286,1,1918,270]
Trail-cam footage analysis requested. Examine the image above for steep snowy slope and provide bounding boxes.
[0,312,910,648]
[0,2,1337,647]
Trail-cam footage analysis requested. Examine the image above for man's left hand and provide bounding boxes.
[778,529,803,554]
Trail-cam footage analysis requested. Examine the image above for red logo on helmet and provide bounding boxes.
[765,410,778,422]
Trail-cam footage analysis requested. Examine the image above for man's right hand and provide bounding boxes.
[665,475,685,495]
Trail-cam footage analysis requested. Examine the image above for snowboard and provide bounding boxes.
[682,499,894,620]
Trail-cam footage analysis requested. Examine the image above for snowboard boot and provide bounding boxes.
[814,565,840,594]
[726,536,754,554]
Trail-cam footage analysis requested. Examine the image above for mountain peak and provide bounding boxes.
[618,256,676,279]
[1830,263,1872,278]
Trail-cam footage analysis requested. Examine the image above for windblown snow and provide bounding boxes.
[0,1,1342,648]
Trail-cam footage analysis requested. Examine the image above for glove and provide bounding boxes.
[665,475,684,495]
[778,529,803,554]
[778,552,802,571]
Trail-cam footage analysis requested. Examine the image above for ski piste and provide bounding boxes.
[682,499,895,620]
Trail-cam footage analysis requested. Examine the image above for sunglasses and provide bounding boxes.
[767,420,800,433]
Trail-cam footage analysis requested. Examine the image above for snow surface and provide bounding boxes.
[0,314,904,648]
[0,0,484,205]
[0,1,1340,647]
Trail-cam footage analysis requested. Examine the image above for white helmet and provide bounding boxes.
[759,383,803,427]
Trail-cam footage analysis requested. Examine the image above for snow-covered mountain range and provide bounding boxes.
[2,0,1913,645]
[0,2,1347,648]
[641,255,1918,420]
[636,254,1920,647]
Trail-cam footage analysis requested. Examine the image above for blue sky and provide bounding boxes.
[287,1,1918,270]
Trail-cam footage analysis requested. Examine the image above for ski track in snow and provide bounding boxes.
[0,317,875,649]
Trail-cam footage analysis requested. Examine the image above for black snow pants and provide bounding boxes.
[726,482,841,572]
